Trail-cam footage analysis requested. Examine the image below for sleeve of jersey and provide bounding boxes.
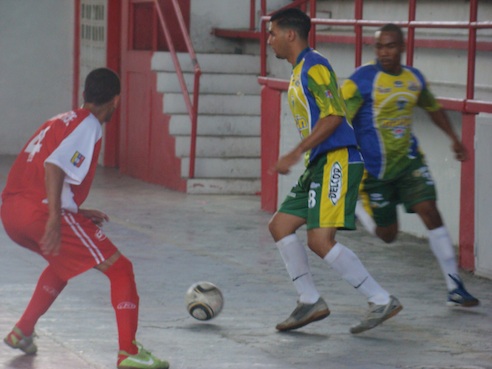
[340,79,364,122]
[414,70,441,112]
[417,87,441,112]
[307,65,346,118]
[44,118,101,185]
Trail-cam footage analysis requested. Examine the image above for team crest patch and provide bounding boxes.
[70,151,85,167]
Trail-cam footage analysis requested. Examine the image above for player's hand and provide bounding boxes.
[40,216,61,256]
[79,208,109,226]
[452,141,467,161]
[269,148,303,175]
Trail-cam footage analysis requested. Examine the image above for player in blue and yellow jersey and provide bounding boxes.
[266,8,402,334]
[342,23,478,307]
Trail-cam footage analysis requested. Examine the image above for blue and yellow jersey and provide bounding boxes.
[341,60,440,180]
[288,48,358,166]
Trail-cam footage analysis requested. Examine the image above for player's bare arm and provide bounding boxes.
[79,208,109,226]
[427,109,467,161]
[272,115,343,175]
[40,163,65,255]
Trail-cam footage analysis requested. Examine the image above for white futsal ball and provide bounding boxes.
[185,281,224,321]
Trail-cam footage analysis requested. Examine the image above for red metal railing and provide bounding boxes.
[153,0,201,178]
[258,0,492,113]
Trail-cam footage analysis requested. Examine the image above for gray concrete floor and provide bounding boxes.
[0,155,491,369]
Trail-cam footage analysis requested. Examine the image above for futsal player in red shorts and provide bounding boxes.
[1,68,169,369]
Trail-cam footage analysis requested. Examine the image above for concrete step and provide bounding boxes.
[169,115,260,137]
[163,93,260,115]
[186,178,261,195]
[157,71,260,95]
[152,52,260,74]
[175,136,260,158]
[181,158,260,179]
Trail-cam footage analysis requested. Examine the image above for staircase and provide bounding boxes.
[151,52,261,195]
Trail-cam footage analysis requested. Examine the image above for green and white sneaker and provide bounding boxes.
[117,341,169,369]
[4,326,37,355]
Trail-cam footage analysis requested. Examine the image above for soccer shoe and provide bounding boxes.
[4,326,37,355]
[350,295,402,334]
[275,297,330,331]
[447,274,479,307]
[117,342,169,369]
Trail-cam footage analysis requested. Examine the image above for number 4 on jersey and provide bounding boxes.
[25,126,51,162]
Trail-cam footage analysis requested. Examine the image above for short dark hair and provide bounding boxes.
[84,68,121,105]
[379,23,405,44]
[270,8,311,40]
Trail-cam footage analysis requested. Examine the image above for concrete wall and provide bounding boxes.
[0,0,74,155]
[189,0,287,54]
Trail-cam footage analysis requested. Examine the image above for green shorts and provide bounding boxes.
[278,147,363,230]
[360,152,437,227]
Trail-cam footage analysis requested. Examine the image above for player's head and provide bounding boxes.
[270,8,311,40]
[268,8,311,62]
[84,68,120,105]
[83,68,121,123]
[374,23,405,74]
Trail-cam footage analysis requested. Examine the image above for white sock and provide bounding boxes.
[428,226,459,291]
[324,243,389,305]
[276,234,320,304]
[355,200,376,236]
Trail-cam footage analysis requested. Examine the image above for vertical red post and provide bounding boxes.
[260,0,267,77]
[73,0,81,110]
[309,0,316,48]
[459,0,478,270]
[354,0,363,68]
[406,0,416,66]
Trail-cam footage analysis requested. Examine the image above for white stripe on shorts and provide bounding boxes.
[64,212,105,264]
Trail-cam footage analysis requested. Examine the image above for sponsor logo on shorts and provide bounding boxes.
[413,166,434,185]
[95,228,107,241]
[329,162,342,205]
[371,201,390,208]
[117,302,137,310]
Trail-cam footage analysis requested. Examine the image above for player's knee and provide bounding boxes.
[268,216,280,238]
[105,254,135,279]
[377,228,398,243]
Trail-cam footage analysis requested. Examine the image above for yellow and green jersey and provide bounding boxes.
[288,48,359,166]
[341,60,440,180]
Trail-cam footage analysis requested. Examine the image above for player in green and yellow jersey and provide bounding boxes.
[267,8,402,334]
[342,23,478,307]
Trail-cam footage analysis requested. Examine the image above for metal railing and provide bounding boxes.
[258,0,492,113]
[153,0,201,178]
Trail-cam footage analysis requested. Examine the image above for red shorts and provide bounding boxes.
[1,196,118,280]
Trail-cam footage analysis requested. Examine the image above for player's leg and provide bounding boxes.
[270,171,329,331]
[402,156,478,307]
[1,198,67,354]
[354,171,377,236]
[4,265,67,354]
[54,212,168,368]
[96,252,139,355]
[360,175,400,243]
[307,148,401,333]
[94,249,169,368]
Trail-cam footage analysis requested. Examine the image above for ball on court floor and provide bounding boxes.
[185,281,224,321]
